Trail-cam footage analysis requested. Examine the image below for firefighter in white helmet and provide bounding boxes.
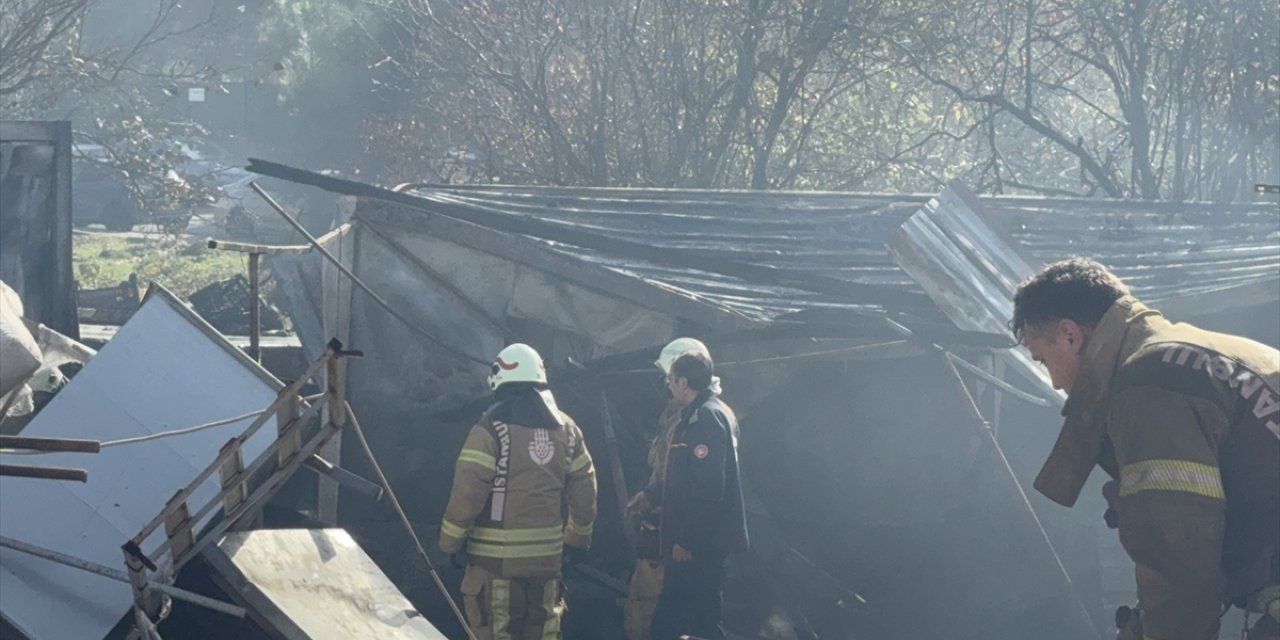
[622,337,720,640]
[439,343,597,640]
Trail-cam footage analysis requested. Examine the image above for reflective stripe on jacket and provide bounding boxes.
[440,410,597,578]
[1035,296,1279,639]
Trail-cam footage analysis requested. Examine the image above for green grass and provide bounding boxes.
[73,232,246,299]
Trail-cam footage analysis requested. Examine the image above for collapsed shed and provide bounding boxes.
[252,160,1280,639]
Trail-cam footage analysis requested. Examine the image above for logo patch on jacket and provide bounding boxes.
[529,429,555,466]
[693,443,709,459]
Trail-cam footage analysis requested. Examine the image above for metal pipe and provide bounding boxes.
[206,238,311,254]
[0,535,246,618]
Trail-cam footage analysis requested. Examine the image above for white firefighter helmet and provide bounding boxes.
[488,343,547,390]
[654,337,711,375]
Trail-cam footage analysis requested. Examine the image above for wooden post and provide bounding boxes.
[248,252,261,362]
[123,546,157,631]
[318,354,347,525]
[217,439,247,526]
[276,393,301,468]
[162,492,194,561]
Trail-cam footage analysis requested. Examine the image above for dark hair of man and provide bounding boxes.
[1011,257,1130,342]
[670,352,714,392]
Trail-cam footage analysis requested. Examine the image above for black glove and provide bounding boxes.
[450,550,468,570]
[1115,605,1142,640]
[1104,508,1120,529]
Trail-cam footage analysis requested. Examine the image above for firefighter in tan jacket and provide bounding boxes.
[1013,259,1279,640]
[440,343,597,640]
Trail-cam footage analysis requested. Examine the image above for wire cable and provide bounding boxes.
[1,394,324,455]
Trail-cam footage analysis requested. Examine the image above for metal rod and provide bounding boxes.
[0,435,101,453]
[344,402,479,640]
[302,455,384,499]
[248,252,261,362]
[940,353,1098,632]
[0,535,246,618]
[944,351,1053,407]
[206,238,311,255]
[598,390,635,551]
[249,181,489,366]
[0,463,87,482]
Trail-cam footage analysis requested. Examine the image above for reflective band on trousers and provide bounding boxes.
[1119,459,1225,500]
[492,578,512,640]
[541,577,560,639]
[471,525,564,543]
[468,541,564,559]
[457,449,496,470]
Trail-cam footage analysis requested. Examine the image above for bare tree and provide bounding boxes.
[0,0,90,96]
[875,0,1278,199]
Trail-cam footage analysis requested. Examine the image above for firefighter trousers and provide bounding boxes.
[625,559,663,640]
[461,564,563,640]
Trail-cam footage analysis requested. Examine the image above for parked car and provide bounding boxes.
[71,143,145,231]
[71,139,212,232]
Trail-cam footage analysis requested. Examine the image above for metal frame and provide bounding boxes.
[0,120,77,339]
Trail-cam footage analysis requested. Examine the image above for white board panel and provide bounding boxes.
[0,288,282,639]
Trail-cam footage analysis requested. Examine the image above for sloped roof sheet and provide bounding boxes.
[408,184,1279,322]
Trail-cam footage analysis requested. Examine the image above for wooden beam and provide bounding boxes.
[0,435,100,453]
[0,463,87,482]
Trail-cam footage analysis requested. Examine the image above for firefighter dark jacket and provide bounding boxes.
[1034,296,1279,638]
[439,388,597,578]
[645,390,749,560]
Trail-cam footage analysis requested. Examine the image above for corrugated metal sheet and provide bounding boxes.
[0,287,281,640]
